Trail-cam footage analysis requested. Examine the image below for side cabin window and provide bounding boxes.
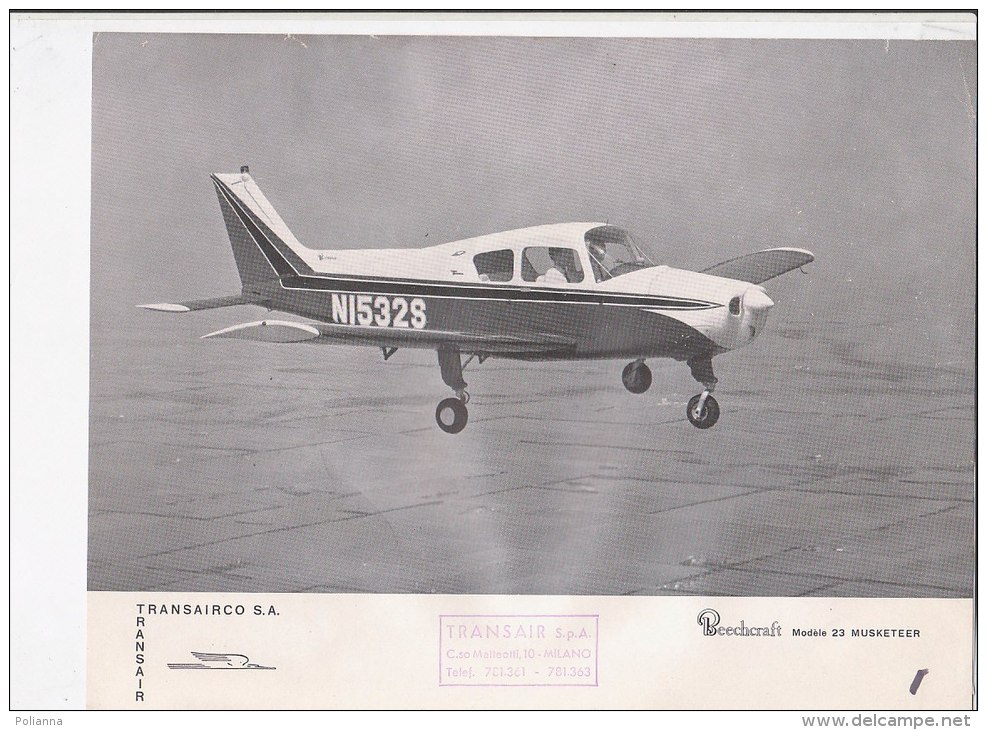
[473,249,514,282]
[521,246,585,284]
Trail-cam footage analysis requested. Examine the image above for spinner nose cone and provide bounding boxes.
[744,287,774,311]
[743,286,774,340]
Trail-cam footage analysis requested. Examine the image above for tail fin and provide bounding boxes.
[211,167,315,291]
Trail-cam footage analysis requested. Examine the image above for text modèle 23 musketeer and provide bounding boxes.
[141,167,814,434]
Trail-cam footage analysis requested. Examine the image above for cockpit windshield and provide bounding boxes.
[584,225,654,281]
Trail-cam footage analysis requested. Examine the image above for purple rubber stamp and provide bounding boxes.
[439,614,599,687]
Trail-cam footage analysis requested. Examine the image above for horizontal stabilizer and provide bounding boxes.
[201,320,321,343]
[702,247,814,284]
[137,293,264,313]
[200,319,575,356]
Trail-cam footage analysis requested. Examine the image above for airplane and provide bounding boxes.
[140,166,814,434]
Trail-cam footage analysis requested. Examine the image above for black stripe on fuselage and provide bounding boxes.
[212,176,722,311]
[276,275,716,309]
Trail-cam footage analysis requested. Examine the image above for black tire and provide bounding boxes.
[686,394,720,429]
[622,361,652,394]
[435,397,469,434]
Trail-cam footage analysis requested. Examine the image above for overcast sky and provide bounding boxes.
[91,34,975,370]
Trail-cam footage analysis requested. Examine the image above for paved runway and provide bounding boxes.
[88,305,974,596]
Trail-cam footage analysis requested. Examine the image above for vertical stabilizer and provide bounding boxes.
[211,167,315,291]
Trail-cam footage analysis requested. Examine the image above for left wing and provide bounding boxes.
[701,247,814,284]
[201,319,576,356]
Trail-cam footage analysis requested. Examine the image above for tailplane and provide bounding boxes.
[137,293,265,313]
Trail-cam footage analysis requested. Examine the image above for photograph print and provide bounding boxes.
[88,32,975,598]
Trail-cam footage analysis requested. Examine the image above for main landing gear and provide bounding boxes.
[435,349,473,434]
[436,395,469,434]
[686,355,719,429]
[622,359,652,394]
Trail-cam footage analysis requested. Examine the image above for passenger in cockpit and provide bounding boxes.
[587,240,609,281]
[548,247,582,284]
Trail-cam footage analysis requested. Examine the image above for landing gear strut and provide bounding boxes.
[435,349,470,434]
[686,355,720,429]
[622,359,652,394]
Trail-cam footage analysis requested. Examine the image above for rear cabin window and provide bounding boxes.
[521,246,585,284]
[473,249,514,282]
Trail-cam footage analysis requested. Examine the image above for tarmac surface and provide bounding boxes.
[88,306,974,596]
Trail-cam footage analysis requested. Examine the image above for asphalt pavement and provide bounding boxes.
[88,307,974,596]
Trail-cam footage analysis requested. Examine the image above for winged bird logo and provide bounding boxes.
[168,651,275,670]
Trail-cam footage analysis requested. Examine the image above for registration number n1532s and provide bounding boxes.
[330,294,427,329]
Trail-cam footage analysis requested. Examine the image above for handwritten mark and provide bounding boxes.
[909,668,929,695]
[168,651,275,670]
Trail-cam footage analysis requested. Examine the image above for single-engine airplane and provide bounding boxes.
[140,167,814,433]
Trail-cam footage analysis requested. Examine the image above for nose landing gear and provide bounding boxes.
[622,359,652,394]
[687,391,719,429]
[686,355,720,429]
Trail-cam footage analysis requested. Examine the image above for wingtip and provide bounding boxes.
[201,320,322,343]
[763,246,815,264]
[199,326,232,340]
[137,303,191,313]
[200,320,267,340]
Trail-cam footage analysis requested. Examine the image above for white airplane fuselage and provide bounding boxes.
[141,169,812,432]
[237,216,774,363]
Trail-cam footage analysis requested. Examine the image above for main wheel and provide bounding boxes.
[686,394,720,429]
[436,397,469,434]
[622,361,652,394]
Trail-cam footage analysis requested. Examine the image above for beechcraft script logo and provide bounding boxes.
[697,609,781,638]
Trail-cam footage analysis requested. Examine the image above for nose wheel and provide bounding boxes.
[686,355,720,429]
[622,359,652,394]
[687,392,719,429]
